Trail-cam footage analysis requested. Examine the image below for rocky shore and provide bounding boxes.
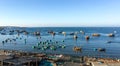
[0,49,120,66]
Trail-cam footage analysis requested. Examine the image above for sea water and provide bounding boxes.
[0,27,120,59]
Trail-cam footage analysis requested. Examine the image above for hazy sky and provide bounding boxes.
[0,0,120,27]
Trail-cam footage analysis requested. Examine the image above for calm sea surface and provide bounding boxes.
[0,27,120,59]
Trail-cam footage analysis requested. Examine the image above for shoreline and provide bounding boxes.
[1,48,120,60]
[0,49,120,66]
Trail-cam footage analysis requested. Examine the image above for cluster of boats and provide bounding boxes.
[1,36,26,45]
[2,38,16,44]
[32,40,66,51]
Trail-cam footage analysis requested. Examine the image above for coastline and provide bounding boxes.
[0,49,120,66]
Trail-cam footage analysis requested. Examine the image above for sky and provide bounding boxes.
[0,0,120,27]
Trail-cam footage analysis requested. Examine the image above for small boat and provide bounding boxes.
[80,30,85,34]
[85,36,90,40]
[58,31,63,34]
[92,33,100,37]
[48,30,54,34]
[93,48,97,51]
[73,35,78,39]
[73,46,82,52]
[107,41,112,43]
[108,33,115,37]
[69,32,74,35]
[34,32,40,36]
[24,32,29,35]
[74,31,79,35]
[62,32,66,36]
[2,41,5,44]
[9,33,14,35]
[50,46,56,50]
[61,45,66,48]
[51,32,56,36]
[1,33,6,35]
[98,48,106,52]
